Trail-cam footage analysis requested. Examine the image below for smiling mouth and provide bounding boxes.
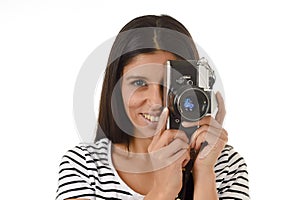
[141,113,160,122]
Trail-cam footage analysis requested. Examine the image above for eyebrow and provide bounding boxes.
[125,75,149,81]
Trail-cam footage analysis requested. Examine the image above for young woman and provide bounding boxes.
[56,15,249,200]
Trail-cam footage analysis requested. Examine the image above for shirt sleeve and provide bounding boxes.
[56,146,96,200]
[215,145,250,200]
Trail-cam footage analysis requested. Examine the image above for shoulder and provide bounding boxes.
[56,138,112,200]
[215,145,248,172]
[57,137,111,179]
[60,138,110,167]
[214,145,250,199]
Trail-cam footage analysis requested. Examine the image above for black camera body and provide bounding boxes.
[164,58,217,137]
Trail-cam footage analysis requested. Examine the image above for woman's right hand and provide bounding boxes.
[145,108,190,199]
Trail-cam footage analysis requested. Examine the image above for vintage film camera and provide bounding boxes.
[164,57,217,137]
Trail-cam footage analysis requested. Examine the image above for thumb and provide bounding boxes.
[149,107,169,150]
[154,107,169,136]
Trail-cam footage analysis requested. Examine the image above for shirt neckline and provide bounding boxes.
[107,140,145,198]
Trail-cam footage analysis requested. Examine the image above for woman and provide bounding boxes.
[56,15,249,200]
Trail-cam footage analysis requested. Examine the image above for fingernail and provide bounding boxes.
[163,106,168,112]
[160,108,168,120]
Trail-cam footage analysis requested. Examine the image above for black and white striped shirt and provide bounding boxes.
[56,138,249,200]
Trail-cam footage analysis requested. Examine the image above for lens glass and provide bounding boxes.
[177,88,209,121]
[183,97,195,111]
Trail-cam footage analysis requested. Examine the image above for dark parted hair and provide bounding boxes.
[95,15,200,147]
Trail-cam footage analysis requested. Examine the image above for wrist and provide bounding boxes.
[193,166,216,186]
[193,165,215,177]
[193,169,217,200]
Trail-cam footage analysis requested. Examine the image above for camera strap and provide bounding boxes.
[176,149,197,200]
[176,141,208,200]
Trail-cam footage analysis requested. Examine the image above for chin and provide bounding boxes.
[133,126,158,139]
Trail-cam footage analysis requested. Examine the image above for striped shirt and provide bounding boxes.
[56,138,249,200]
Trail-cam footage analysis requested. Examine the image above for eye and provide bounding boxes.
[132,79,147,87]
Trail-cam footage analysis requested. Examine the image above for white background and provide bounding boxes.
[1,0,299,199]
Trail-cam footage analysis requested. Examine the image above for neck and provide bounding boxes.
[129,137,153,153]
[113,137,153,153]
[112,137,154,173]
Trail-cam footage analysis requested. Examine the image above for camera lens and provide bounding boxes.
[176,87,209,121]
[183,97,195,111]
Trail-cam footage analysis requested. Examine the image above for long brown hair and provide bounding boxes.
[96,15,199,148]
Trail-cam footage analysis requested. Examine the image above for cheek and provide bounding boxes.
[121,87,144,113]
[124,90,144,109]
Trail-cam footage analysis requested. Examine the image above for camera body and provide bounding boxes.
[164,58,217,137]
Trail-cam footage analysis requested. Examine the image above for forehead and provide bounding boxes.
[123,51,177,75]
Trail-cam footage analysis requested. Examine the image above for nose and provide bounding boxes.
[146,84,163,107]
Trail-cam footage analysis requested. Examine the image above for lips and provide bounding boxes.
[141,113,160,122]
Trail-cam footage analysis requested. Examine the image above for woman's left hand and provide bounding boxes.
[187,116,228,173]
[182,92,228,173]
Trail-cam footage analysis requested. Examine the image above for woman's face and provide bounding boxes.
[121,51,177,138]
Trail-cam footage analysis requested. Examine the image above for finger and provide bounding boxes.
[216,92,225,110]
[197,126,227,144]
[182,116,222,129]
[168,139,189,157]
[194,135,207,151]
[155,107,169,135]
[190,126,228,150]
[198,134,228,160]
[152,129,188,150]
[168,140,190,166]
[196,128,228,159]
[180,148,191,167]
[151,129,176,149]
[172,130,189,144]
[215,92,226,125]
[219,128,228,142]
[160,129,189,146]
[150,107,169,147]
[193,132,207,151]
[150,139,189,170]
[189,128,207,148]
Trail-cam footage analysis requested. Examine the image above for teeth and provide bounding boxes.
[143,114,159,122]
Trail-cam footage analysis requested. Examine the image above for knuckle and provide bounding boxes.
[148,143,155,152]
[175,130,188,139]
[161,130,173,138]
[171,138,182,146]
